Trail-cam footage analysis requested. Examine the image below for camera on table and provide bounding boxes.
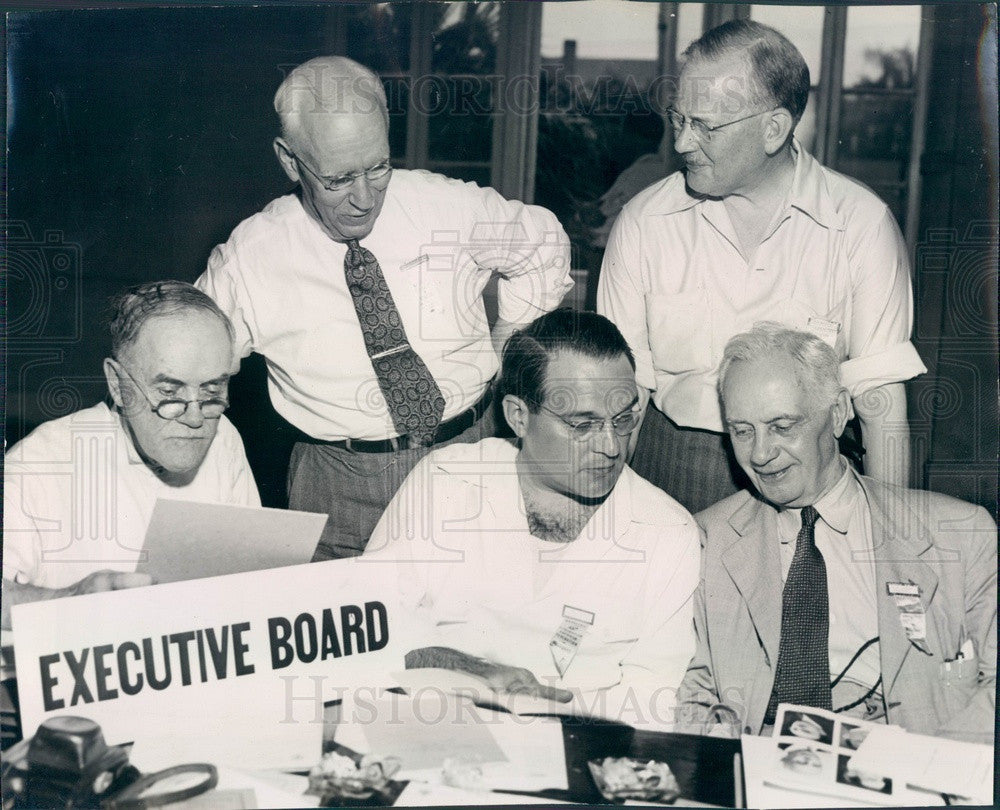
[2,715,140,809]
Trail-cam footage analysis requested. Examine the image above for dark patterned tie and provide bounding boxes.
[343,239,445,445]
[764,505,832,724]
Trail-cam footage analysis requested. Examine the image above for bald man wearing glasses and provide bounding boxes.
[360,311,700,722]
[2,282,259,626]
[196,56,571,562]
[598,20,925,514]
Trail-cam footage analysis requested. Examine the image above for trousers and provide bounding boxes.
[288,406,496,560]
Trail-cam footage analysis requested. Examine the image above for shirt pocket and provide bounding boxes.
[646,290,712,373]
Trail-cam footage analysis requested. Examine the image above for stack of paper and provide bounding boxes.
[334,689,568,793]
[850,726,993,804]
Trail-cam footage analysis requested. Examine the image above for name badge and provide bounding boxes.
[886,581,927,645]
[549,605,595,678]
[807,316,841,349]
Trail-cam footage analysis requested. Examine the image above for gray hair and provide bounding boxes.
[718,322,842,408]
[683,19,810,125]
[109,280,235,359]
[274,56,389,150]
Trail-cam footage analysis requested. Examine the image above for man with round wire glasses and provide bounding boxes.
[598,19,925,515]
[360,310,700,725]
[196,56,572,562]
[3,281,260,624]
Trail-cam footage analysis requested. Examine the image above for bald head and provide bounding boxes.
[274,56,389,153]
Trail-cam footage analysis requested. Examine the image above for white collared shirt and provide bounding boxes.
[197,170,572,441]
[359,437,700,702]
[598,140,926,432]
[3,402,260,589]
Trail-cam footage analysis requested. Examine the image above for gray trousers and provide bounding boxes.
[630,404,748,514]
[288,407,495,561]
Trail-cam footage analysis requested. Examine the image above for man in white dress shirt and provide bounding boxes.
[3,281,260,627]
[363,310,701,723]
[598,20,925,513]
[197,56,571,560]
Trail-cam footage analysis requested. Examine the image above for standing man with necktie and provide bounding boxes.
[676,323,996,744]
[197,56,572,559]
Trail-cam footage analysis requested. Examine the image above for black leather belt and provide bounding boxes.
[302,386,493,453]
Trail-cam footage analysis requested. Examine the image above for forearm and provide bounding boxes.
[1,578,76,629]
[405,646,495,678]
[855,382,910,486]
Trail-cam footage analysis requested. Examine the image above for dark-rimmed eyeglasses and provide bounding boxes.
[115,362,229,421]
[666,106,773,142]
[537,403,642,442]
[292,153,393,193]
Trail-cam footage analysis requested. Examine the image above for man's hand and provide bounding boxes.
[405,646,573,702]
[480,662,573,703]
[2,570,154,629]
[70,570,155,596]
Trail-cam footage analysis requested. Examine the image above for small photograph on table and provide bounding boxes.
[838,723,869,751]
[777,742,834,779]
[836,754,892,795]
[779,710,834,745]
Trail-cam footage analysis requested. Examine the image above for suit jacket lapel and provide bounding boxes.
[722,496,784,666]
[864,477,940,696]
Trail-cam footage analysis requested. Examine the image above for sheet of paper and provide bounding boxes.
[741,735,944,809]
[851,726,994,803]
[127,704,324,773]
[335,690,568,792]
[136,499,326,584]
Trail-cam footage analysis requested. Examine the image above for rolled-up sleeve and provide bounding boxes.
[598,209,656,391]
[841,208,926,396]
[467,189,573,323]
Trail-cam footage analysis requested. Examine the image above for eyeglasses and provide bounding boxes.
[666,106,773,142]
[537,403,642,442]
[115,363,229,421]
[292,153,393,193]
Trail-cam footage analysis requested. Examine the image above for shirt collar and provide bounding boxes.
[649,139,845,231]
[776,457,859,539]
[784,139,846,231]
[446,440,683,540]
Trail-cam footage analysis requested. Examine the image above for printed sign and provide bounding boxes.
[12,559,407,769]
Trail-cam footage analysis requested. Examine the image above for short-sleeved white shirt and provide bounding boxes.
[598,141,926,432]
[3,402,261,589]
[197,170,572,441]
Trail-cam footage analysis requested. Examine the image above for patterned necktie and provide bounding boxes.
[343,239,445,444]
[764,505,832,724]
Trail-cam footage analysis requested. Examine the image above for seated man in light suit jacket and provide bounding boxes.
[676,323,995,744]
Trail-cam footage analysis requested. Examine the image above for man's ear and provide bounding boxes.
[104,358,124,408]
[763,107,794,156]
[273,137,301,184]
[502,394,531,439]
[832,388,853,438]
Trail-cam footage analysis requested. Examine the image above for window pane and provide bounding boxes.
[749,4,824,82]
[542,0,659,61]
[427,77,493,161]
[674,2,703,59]
[344,4,411,74]
[537,0,664,257]
[843,5,921,90]
[431,2,500,75]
